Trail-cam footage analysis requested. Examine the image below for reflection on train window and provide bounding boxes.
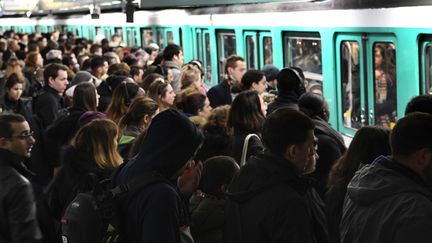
[246,36,256,69]
[127,29,134,47]
[424,44,432,94]
[263,37,273,65]
[373,42,397,128]
[284,32,322,90]
[140,28,153,47]
[205,33,212,85]
[158,30,164,49]
[35,26,41,34]
[167,31,174,44]
[196,32,203,61]
[217,31,236,82]
[115,27,123,37]
[341,41,361,129]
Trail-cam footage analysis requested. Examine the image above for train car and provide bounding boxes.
[1,0,431,140]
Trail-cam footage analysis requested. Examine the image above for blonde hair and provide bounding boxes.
[180,64,201,89]
[4,59,25,86]
[72,119,123,168]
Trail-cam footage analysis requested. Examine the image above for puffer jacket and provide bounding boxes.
[340,156,432,243]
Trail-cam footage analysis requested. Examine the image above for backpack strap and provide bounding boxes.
[240,134,261,166]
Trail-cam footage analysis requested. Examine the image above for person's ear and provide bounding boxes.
[0,137,10,149]
[284,144,296,161]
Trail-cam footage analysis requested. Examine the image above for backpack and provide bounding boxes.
[60,170,167,243]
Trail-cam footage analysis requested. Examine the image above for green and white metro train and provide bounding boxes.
[1,0,432,139]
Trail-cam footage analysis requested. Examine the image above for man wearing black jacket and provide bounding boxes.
[224,108,328,243]
[0,113,41,242]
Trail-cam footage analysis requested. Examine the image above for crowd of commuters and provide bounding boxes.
[0,29,432,243]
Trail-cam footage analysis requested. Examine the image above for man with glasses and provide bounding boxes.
[224,108,327,243]
[0,113,41,242]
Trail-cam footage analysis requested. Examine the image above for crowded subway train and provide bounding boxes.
[0,0,431,137]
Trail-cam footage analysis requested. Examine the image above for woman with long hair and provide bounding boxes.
[325,126,391,243]
[118,96,159,159]
[106,82,145,124]
[227,90,267,164]
[47,119,123,221]
[3,57,30,97]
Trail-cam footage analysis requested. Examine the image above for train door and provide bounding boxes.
[420,37,432,95]
[194,28,214,87]
[125,27,137,48]
[244,31,258,70]
[244,31,273,70]
[260,33,273,66]
[336,34,397,133]
[216,30,236,83]
[155,27,181,50]
[140,28,154,47]
[336,35,365,134]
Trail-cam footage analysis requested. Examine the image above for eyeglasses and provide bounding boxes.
[9,131,34,140]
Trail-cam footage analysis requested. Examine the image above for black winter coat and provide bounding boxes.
[0,148,41,242]
[309,116,346,197]
[207,80,232,108]
[47,146,114,221]
[224,152,328,243]
[228,129,264,165]
[33,85,66,129]
[2,96,33,122]
[266,91,300,115]
[340,156,432,243]
[44,107,87,167]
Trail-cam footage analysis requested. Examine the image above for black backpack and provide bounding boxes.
[60,170,167,243]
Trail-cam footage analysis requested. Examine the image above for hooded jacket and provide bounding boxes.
[116,109,204,243]
[340,156,432,243]
[224,152,328,243]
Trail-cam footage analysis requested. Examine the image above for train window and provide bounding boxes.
[246,35,257,69]
[263,37,273,65]
[140,28,153,47]
[340,41,362,130]
[424,44,432,94]
[196,32,203,61]
[284,33,322,87]
[217,30,236,82]
[167,31,174,44]
[205,32,212,85]
[158,30,164,49]
[127,29,134,47]
[115,27,123,37]
[35,26,41,34]
[373,42,397,128]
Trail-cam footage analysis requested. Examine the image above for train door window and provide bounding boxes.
[140,28,153,47]
[340,41,362,130]
[216,30,236,82]
[158,29,164,49]
[262,36,273,65]
[284,32,322,92]
[372,42,397,128]
[422,43,432,94]
[115,27,123,36]
[245,34,257,70]
[126,29,134,47]
[167,31,174,44]
[35,26,41,34]
[204,32,212,85]
[196,31,203,61]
